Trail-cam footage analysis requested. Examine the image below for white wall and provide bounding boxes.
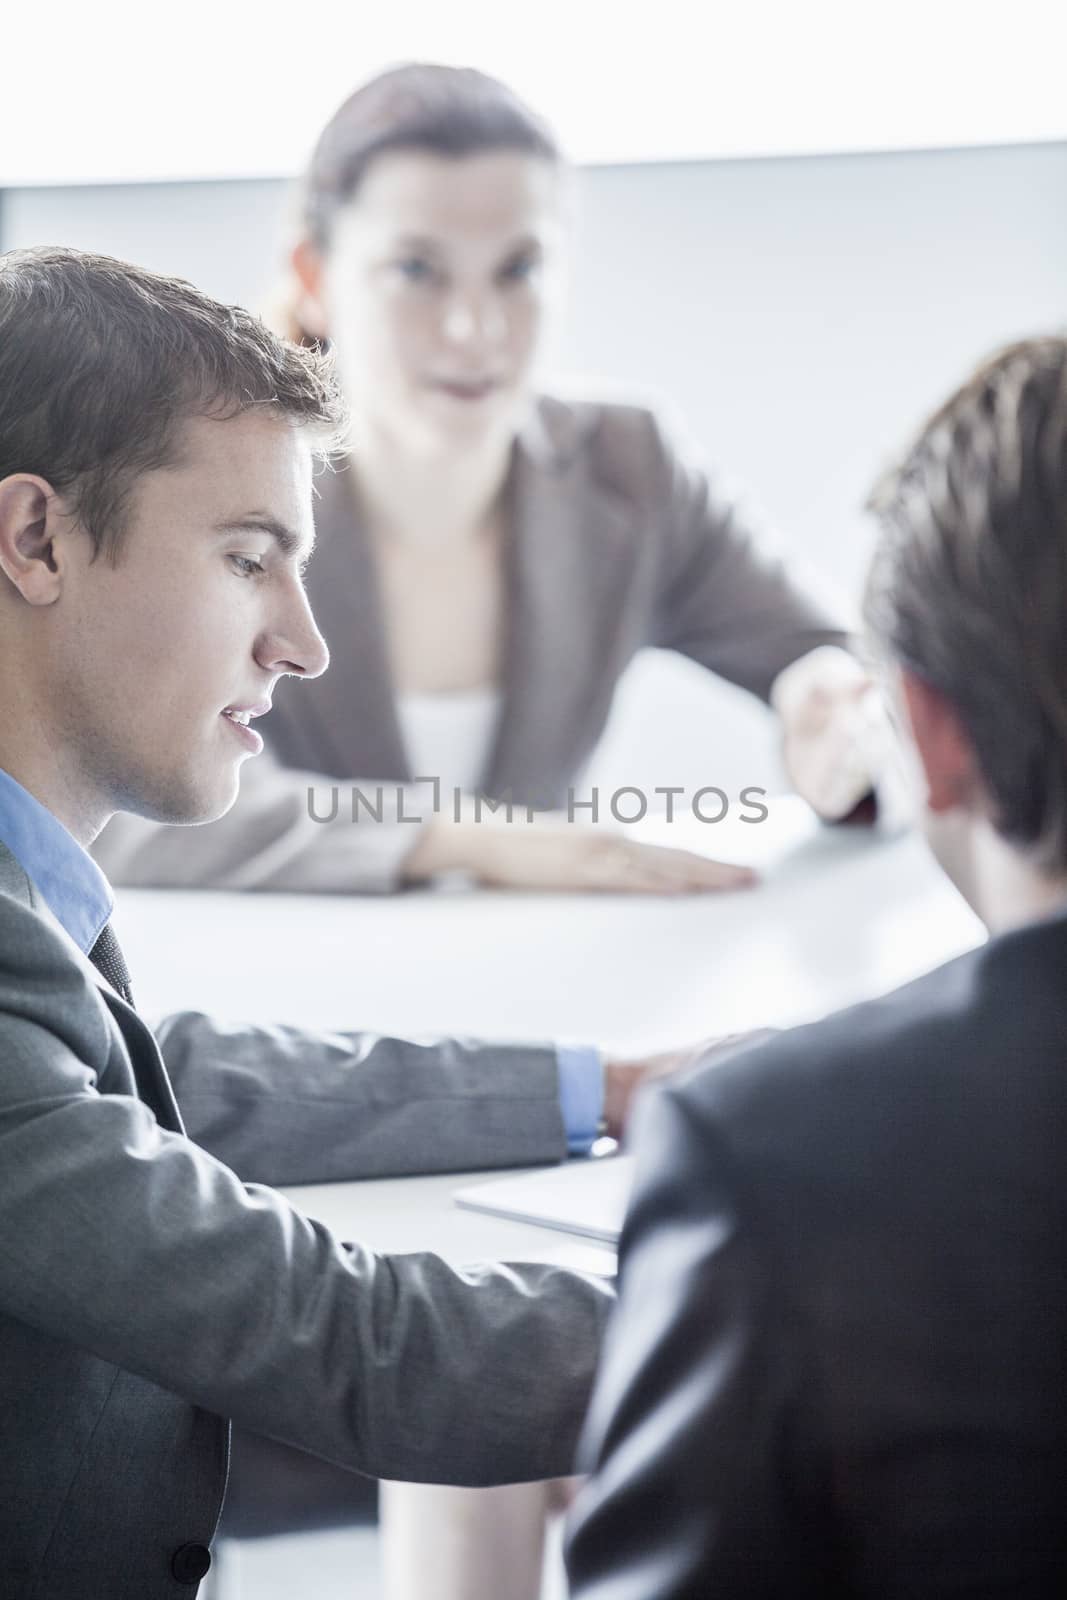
[0,179,289,316]
[5,142,1065,795]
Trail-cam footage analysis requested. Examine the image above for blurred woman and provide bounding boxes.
[95,64,879,896]
[94,61,888,1600]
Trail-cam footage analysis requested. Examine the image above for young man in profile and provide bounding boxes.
[567,337,1067,1597]
[0,246,629,1598]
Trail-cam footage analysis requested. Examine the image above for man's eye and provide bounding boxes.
[229,555,266,578]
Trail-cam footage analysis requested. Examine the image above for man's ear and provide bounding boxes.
[899,668,979,813]
[0,475,68,605]
[291,239,328,341]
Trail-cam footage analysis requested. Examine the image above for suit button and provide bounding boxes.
[171,1543,212,1585]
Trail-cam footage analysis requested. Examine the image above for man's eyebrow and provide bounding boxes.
[214,517,315,563]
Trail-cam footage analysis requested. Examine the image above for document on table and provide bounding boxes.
[453,1154,633,1245]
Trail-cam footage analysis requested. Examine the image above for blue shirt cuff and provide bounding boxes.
[556,1045,604,1155]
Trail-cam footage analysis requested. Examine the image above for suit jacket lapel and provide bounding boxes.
[100,984,187,1135]
[280,466,411,781]
[76,954,187,1133]
[67,922,187,1135]
[0,841,184,1132]
[485,401,641,806]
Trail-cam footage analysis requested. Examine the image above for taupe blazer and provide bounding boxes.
[96,397,847,892]
[0,842,612,1598]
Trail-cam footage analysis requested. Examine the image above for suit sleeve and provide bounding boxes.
[92,745,429,895]
[646,413,851,701]
[155,1010,569,1183]
[0,891,611,1488]
[565,1079,821,1598]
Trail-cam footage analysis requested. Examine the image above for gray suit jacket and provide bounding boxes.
[0,843,612,1598]
[95,397,847,893]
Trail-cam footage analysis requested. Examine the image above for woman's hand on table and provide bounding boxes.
[403,814,756,895]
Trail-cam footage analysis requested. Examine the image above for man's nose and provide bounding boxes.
[260,586,329,680]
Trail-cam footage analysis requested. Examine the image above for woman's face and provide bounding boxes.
[304,149,564,454]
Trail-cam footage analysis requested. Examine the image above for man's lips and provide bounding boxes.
[223,701,271,720]
[220,701,269,754]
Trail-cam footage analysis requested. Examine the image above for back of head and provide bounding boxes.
[865,336,1067,873]
[0,246,346,561]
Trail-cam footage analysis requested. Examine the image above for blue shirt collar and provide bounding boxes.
[0,767,113,954]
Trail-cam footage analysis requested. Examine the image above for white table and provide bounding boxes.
[114,797,983,1267]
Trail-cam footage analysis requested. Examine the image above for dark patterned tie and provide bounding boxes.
[88,922,135,1007]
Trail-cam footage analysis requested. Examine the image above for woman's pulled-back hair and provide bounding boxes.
[301,63,562,251]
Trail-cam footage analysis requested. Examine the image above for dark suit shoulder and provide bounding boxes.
[610,918,1067,1596]
[669,918,1067,1203]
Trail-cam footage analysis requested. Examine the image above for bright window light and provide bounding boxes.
[3,0,1065,186]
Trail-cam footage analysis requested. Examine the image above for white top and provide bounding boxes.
[395,685,502,798]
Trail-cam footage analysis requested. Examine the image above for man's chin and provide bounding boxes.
[122,769,243,829]
[187,790,241,827]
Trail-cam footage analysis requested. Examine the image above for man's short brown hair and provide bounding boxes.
[865,335,1067,873]
[0,246,347,560]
